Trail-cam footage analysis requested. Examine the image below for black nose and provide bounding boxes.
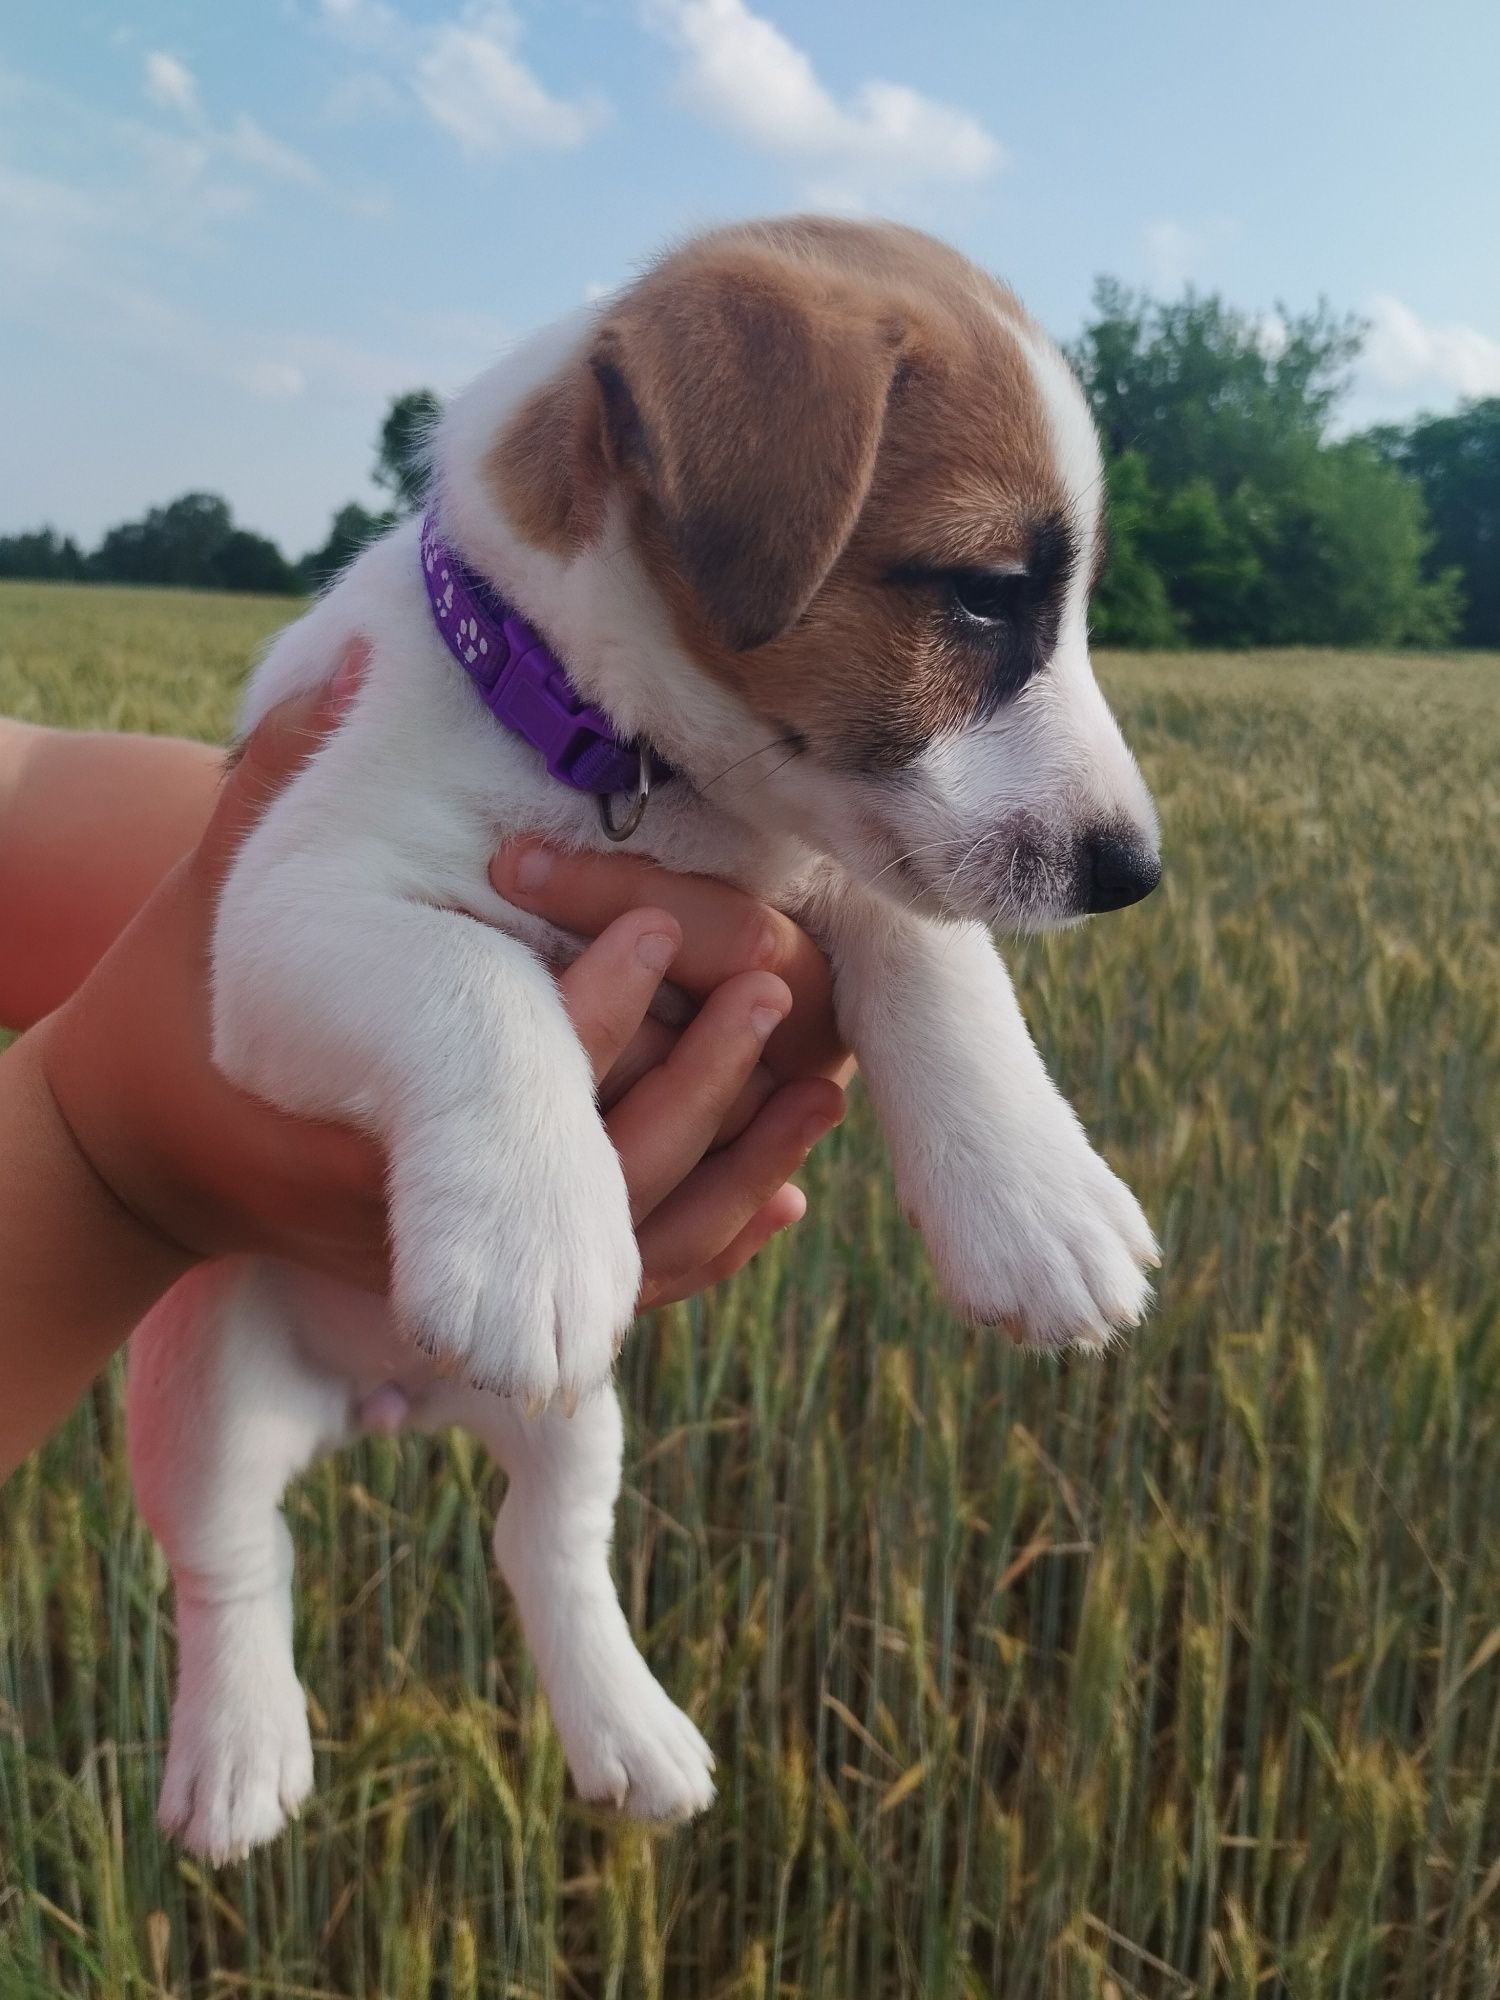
[1079,830,1161,913]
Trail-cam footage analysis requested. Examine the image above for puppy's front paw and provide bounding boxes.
[918,1115,1158,1352]
[392,1111,640,1405]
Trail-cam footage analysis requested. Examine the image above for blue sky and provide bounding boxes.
[3,0,1497,557]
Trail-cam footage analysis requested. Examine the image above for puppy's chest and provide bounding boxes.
[489,787,825,1019]
[461,737,821,912]
[613,790,813,903]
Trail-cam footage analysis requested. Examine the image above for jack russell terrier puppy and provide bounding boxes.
[128,216,1162,1862]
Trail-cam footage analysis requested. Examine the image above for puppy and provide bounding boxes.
[128,216,1162,1862]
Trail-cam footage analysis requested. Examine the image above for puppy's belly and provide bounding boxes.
[275,1268,452,1427]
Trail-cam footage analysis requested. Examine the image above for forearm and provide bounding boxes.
[0,722,224,1031]
[0,1023,194,1481]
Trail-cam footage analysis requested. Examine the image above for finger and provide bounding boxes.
[492,841,848,1081]
[596,1015,676,1110]
[555,909,682,1084]
[640,1184,808,1309]
[598,1010,782,1150]
[198,636,371,885]
[635,1077,843,1300]
[606,970,792,1222]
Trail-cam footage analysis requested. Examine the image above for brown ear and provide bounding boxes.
[589,255,905,652]
[490,363,613,557]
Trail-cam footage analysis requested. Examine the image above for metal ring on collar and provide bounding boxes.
[597,751,652,842]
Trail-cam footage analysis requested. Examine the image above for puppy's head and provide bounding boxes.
[487,217,1159,930]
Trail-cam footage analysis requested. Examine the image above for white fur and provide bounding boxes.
[130,273,1160,1860]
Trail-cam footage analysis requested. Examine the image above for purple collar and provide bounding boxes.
[419,511,670,826]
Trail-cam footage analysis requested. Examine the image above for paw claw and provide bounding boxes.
[552,1660,716,1825]
[160,1628,313,1865]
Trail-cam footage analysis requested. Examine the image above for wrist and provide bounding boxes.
[25,1022,200,1289]
[31,1002,204,1275]
[0,1028,197,1478]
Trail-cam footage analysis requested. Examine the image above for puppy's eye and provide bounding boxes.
[946,570,1026,625]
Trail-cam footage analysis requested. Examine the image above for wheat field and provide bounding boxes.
[2,580,1498,1999]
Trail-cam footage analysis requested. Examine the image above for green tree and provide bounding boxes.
[1250,440,1461,647]
[0,528,89,581]
[1076,282,1361,491]
[1089,452,1183,647]
[300,501,390,591]
[1364,399,1498,646]
[1075,284,1457,647]
[93,492,236,587]
[89,493,299,594]
[374,389,443,515]
[215,528,300,595]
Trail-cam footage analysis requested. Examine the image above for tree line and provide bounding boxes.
[0,390,442,603]
[3,301,1496,648]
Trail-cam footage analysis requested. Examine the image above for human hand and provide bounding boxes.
[39,642,847,1307]
[489,841,854,1305]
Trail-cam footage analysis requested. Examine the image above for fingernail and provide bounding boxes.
[750,1004,786,1044]
[636,930,678,973]
[511,844,554,895]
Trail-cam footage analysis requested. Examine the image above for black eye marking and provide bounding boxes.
[888,513,1079,716]
[947,568,1028,625]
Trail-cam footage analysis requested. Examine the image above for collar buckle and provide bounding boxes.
[597,752,653,842]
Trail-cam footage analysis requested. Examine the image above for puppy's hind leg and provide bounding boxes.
[430,1384,715,1822]
[128,1261,351,1865]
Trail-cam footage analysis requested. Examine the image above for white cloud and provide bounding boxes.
[644,0,1001,195]
[317,0,416,62]
[416,8,606,153]
[0,161,108,238]
[320,0,604,155]
[136,47,324,194]
[143,50,199,115]
[222,112,323,186]
[1142,217,1236,292]
[322,68,405,123]
[1,145,502,420]
[5,227,444,417]
[1363,293,1500,402]
[0,123,253,262]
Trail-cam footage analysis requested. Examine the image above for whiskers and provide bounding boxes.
[866,838,955,893]
[937,827,995,913]
[695,733,804,799]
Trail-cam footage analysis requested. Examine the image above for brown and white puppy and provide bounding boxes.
[127,217,1161,1862]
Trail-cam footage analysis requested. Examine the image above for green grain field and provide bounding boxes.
[2,579,1498,1999]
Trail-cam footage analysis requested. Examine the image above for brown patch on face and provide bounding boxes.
[489,217,1086,771]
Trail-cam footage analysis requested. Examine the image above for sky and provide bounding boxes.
[3,0,1497,558]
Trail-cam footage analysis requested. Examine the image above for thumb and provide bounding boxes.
[196,636,370,889]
